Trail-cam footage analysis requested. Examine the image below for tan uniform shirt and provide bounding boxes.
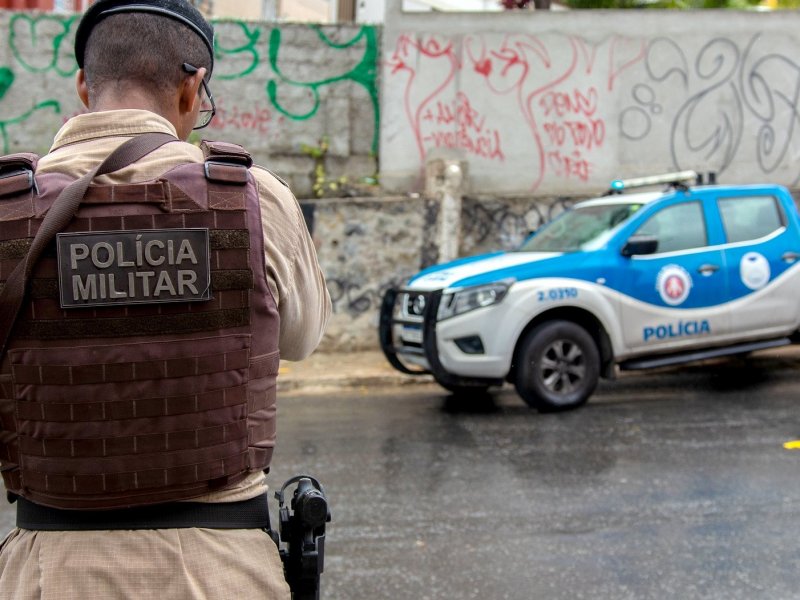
[0,110,331,600]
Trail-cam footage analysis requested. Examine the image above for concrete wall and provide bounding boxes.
[7,9,800,351]
[304,195,440,351]
[381,8,800,196]
[0,12,379,198]
[306,186,580,352]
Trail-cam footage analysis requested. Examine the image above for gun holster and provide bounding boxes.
[272,475,331,600]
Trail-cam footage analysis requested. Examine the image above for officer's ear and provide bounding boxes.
[76,69,90,109]
[179,66,206,116]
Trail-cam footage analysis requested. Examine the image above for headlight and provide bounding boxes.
[437,280,512,320]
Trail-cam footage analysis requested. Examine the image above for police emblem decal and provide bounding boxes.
[656,264,692,306]
[740,252,771,291]
[56,229,212,308]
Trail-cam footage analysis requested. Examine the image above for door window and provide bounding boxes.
[633,202,707,254]
[718,196,784,243]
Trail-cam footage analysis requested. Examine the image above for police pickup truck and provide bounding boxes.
[379,171,800,411]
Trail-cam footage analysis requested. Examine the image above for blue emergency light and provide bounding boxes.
[607,170,699,194]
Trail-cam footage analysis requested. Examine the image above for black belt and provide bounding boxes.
[15,494,271,531]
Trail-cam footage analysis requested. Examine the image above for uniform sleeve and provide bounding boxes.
[252,167,331,361]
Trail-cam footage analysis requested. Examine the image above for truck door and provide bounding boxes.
[620,200,730,354]
[717,194,800,336]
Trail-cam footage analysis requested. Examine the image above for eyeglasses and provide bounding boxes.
[182,63,216,130]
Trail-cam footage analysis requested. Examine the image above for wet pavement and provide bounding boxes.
[279,352,800,599]
[2,351,800,598]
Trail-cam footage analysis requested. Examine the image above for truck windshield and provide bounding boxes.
[518,203,644,252]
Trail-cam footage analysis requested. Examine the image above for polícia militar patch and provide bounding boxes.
[56,229,212,308]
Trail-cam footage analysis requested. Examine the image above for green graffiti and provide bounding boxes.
[0,68,14,100]
[213,20,262,80]
[1,13,381,161]
[9,14,79,77]
[0,99,60,154]
[267,25,380,154]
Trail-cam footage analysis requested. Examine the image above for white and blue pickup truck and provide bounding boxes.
[379,171,800,411]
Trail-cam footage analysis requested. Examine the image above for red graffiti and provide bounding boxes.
[543,119,605,150]
[207,99,279,135]
[387,33,645,190]
[421,92,505,161]
[539,87,605,180]
[547,150,591,182]
[474,58,492,77]
[539,88,598,118]
[423,93,486,129]
[424,129,505,161]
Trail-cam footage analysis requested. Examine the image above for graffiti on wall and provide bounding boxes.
[620,35,800,185]
[386,32,645,190]
[267,24,379,154]
[0,14,75,153]
[328,276,405,317]
[386,30,800,190]
[0,13,380,156]
[461,196,575,254]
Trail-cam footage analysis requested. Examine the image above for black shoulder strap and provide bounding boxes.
[0,132,176,356]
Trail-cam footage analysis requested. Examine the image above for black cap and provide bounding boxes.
[74,0,215,73]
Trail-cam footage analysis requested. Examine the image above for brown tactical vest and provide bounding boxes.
[0,140,280,510]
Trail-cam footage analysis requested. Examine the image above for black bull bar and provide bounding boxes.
[378,288,502,389]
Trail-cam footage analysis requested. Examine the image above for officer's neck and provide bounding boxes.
[90,89,179,131]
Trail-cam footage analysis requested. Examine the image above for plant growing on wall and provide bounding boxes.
[301,136,346,199]
[301,136,380,199]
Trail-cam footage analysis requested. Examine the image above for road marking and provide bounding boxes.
[783,440,800,450]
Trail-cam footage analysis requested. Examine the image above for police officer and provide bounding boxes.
[0,1,330,598]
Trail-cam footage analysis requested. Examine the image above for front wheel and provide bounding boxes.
[514,320,600,412]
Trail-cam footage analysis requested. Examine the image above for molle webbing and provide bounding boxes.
[0,142,280,510]
[3,214,253,340]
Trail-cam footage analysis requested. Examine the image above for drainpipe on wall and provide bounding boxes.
[426,159,467,264]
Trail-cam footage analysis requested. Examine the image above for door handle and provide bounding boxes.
[782,251,800,263]
[697,264,719,276]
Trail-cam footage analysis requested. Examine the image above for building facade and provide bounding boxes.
[0,0,339,20]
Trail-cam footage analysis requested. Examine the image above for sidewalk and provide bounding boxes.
[277,344,800,395]
[277,350,434,394]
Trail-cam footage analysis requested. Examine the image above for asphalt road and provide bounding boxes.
[2,351,800,599]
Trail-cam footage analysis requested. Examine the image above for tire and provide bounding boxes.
[514,320,600,412]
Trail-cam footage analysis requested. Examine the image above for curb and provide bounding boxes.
[277,372,434,394]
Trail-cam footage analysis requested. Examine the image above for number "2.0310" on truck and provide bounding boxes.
[380,171,800,411]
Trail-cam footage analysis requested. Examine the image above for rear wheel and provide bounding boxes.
[514,320,599,412]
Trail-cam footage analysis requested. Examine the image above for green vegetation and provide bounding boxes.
[300,136,380,199]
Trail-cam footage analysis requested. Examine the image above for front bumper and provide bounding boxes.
[379,288,503,388]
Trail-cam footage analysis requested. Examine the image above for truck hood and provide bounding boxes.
[407,251,562,291]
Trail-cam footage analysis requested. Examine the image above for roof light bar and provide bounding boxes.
[609,170,698,193]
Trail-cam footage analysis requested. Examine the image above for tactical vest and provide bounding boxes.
[0,140,280,510]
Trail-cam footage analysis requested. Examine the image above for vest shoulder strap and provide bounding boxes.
[200,140,252,166]
[200,141,252,185]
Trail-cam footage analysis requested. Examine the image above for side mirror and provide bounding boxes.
[622,234,658,257]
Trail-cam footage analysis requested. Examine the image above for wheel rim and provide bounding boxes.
[538,338,586,396]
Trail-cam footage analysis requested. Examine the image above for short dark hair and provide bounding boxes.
[83,12,212,104]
